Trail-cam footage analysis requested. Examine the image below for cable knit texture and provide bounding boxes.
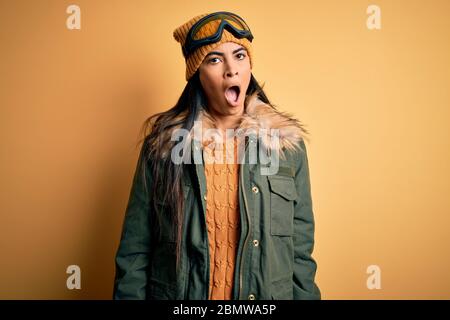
[203,136,240,300]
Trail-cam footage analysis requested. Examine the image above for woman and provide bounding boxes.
[113,11,321,300]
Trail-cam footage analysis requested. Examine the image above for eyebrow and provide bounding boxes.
[205,47,247,58]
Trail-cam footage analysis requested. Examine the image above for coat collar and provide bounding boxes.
[195,92,308,150]
[160,92,309,160]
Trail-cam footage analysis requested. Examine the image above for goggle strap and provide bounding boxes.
[183,17,253,58]
[191,12,249,35]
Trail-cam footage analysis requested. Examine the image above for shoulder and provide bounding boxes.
[243,93,310,162]
[280,139,310,173]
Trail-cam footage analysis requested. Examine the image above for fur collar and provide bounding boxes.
[160,92,309,160]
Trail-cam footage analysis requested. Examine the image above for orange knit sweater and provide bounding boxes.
[203,136,240,300]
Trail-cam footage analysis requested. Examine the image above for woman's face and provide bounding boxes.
[199,42,251,118]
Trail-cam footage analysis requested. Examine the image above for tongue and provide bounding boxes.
[225,87,238,104]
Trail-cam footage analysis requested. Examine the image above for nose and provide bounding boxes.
[224,61,238,78]
[226,69,238,77]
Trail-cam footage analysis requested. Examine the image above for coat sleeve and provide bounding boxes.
[113,144,152,300]
[292,139,321,300]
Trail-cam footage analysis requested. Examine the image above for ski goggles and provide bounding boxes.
[182,11,254,58]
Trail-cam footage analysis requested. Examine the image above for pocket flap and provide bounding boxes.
[268,176,298,201]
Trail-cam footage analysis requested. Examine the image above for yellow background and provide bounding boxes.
[1,0,449,299]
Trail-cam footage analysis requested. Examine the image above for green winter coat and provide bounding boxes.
[113,94,321,300]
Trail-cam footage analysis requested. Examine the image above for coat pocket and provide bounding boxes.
[271,274,294,300]
[268,176,298,236]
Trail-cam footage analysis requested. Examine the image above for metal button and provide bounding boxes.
[252,186,259,194]
[248,294,256,300]
[253,239,259,247]
[204,195,207,201]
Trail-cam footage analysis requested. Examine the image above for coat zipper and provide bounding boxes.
[200,166,211,300]
[238,141,251,300]
[193,142,211,300]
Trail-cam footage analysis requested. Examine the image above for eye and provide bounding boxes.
[236,53,246,60]
[208,57,221,64]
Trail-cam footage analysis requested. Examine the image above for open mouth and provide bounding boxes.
[224,85,241,104]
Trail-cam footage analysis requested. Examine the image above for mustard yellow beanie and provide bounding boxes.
[173,12,254,81]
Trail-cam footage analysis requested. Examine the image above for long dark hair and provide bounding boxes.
[137,70,272,270]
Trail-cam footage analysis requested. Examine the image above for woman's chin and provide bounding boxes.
[224,101,244,114]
